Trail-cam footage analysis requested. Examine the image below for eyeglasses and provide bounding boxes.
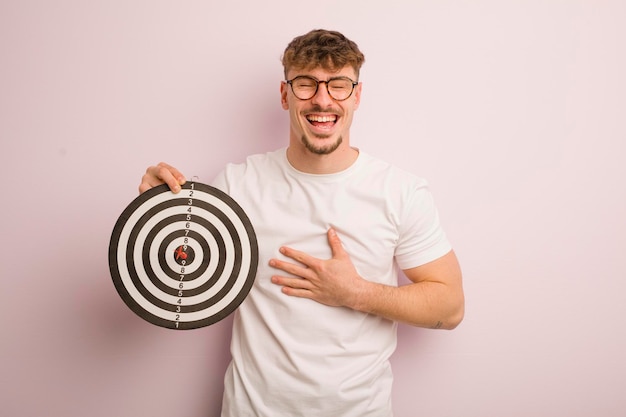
[286,75,358,101]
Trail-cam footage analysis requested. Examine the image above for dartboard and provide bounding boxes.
[109,181,258,330]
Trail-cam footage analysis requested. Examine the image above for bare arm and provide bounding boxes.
[354,250,464,329]
[270,228,464,329]
[138,162,187,194]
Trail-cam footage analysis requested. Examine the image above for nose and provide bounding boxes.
[311,81,335,106]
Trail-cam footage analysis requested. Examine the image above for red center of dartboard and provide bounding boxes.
[174,245,195,266]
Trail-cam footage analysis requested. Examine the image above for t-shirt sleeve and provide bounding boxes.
[394,183,452,270]
[210,169,228,193]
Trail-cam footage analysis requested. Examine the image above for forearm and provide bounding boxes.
[350,279,465,329]
[270,232,465,329]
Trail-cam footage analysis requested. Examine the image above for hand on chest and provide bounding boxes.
[248,182,399,284]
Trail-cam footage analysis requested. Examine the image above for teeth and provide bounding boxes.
[307,115,337,123]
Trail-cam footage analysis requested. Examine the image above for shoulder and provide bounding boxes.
[229,148,284,174]
[356,151,429,193]
[211,148,286,192]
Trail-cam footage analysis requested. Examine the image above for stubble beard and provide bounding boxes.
[302,134,343,155]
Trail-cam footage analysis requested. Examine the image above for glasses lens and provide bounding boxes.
[291,77,318,100]
[327,78,354,100]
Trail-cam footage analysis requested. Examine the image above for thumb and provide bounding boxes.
[327,228,346,258]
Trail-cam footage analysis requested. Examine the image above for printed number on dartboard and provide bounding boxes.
[174,183,195,328]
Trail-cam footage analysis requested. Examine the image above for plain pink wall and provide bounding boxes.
[1,1,625,416]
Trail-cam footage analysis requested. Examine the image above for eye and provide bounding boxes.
[328,80,352,91]
[294,77,317,88]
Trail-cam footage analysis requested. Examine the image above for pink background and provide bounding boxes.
[2,1,625,416]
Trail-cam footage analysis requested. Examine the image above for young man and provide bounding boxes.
[140,29,464,417]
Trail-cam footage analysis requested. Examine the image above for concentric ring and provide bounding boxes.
[109,182,258,329]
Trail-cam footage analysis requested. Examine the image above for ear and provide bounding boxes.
[280,81,289,110]
[353,82,362,110]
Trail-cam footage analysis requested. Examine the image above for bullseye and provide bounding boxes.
[174,245,194,265]
[108,181,258,330]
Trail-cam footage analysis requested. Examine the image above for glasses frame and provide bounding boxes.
[286,75,358,101]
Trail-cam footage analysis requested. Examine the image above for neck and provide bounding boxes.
[286,144,359,174]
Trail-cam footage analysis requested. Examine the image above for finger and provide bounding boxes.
[280,286,313,299]
[269,258,311,279]
[154,162,187,192]
[271,275,313,290]
[278,246,317,268]
[138,162,186,194]
[327,228,346,258]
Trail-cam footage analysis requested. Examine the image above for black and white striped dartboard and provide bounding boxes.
[109,181,258,330]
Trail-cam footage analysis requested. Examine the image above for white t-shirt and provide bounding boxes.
[212,148,451,417]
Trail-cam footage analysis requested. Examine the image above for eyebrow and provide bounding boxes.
[293,75,357,82]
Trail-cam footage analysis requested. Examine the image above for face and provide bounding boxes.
[281,66,362,156]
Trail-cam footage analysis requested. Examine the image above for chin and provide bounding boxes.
[302,135,343,155]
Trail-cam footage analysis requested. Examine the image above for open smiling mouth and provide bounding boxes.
[306,114,338,130]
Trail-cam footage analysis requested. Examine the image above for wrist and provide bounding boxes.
[347,277,377,314]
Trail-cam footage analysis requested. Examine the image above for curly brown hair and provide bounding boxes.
[282,29,365,79]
